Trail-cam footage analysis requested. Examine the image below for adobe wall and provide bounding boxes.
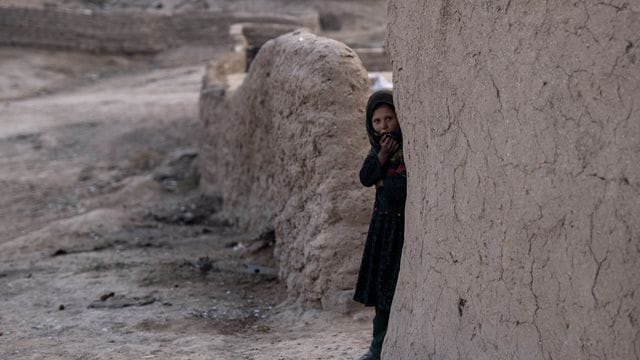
[353,48,390,72]
[236,22,308,70]
[199,31,373,309]
[0,6,318,53]
[384,1,639,359]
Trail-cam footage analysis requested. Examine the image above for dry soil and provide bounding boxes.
[0,46,373,359]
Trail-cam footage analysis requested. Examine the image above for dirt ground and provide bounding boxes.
[0,45,374,359]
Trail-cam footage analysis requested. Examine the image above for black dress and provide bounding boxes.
[353,153,406,310]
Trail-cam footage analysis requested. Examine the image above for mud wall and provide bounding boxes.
[384,1,640,359]
[0,6,318,53]
[353,48,390,72]
[236,22,308,70]
[199,31,372,309]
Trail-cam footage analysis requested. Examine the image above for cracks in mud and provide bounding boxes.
[527,252,545,358]
[588,197,606,307]
[448,99,472,225]
[490,76,503,113]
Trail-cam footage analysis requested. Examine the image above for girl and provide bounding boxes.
[354,90,406,360]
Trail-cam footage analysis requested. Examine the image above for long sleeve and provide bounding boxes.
[359,153,384,187]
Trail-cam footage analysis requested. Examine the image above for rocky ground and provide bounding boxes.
[0,45,373,359]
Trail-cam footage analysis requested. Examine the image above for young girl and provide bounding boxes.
[354,90,406,360]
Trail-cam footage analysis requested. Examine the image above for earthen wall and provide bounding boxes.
[199,31,373,309]
[384,1,640,359]
[0,6,318,53]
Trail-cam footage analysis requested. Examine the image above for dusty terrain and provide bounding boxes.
[0,45,373,358]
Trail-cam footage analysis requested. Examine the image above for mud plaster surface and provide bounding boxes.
[199,31,374,309]
[384,1,640,359]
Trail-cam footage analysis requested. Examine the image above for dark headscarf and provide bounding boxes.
[364,90,405,177]
[365,90,396,151]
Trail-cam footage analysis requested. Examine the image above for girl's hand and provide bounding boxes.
[380,134,399,156]
[378,134,399,165]
[375,179,383,189]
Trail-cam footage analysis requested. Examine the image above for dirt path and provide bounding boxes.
[0,48,372,359]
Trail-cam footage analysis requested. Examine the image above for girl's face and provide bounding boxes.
[371,104,399,135]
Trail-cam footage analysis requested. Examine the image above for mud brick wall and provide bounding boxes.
[383,1,640,359]
[0,6,319,53]
[354,48,390,72]
[199,31,373,309]
[238,22,308,70]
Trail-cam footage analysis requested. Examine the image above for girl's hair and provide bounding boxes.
[372,102,395,114]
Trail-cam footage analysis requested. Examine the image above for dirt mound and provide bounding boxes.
[199,30,373,309]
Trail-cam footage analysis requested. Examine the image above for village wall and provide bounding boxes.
[0,5,318,53]
[199,31,373,309]
[384,1,640,359]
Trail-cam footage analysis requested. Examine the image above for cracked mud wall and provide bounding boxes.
[199,31,372,308]
[385,1,639,359]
